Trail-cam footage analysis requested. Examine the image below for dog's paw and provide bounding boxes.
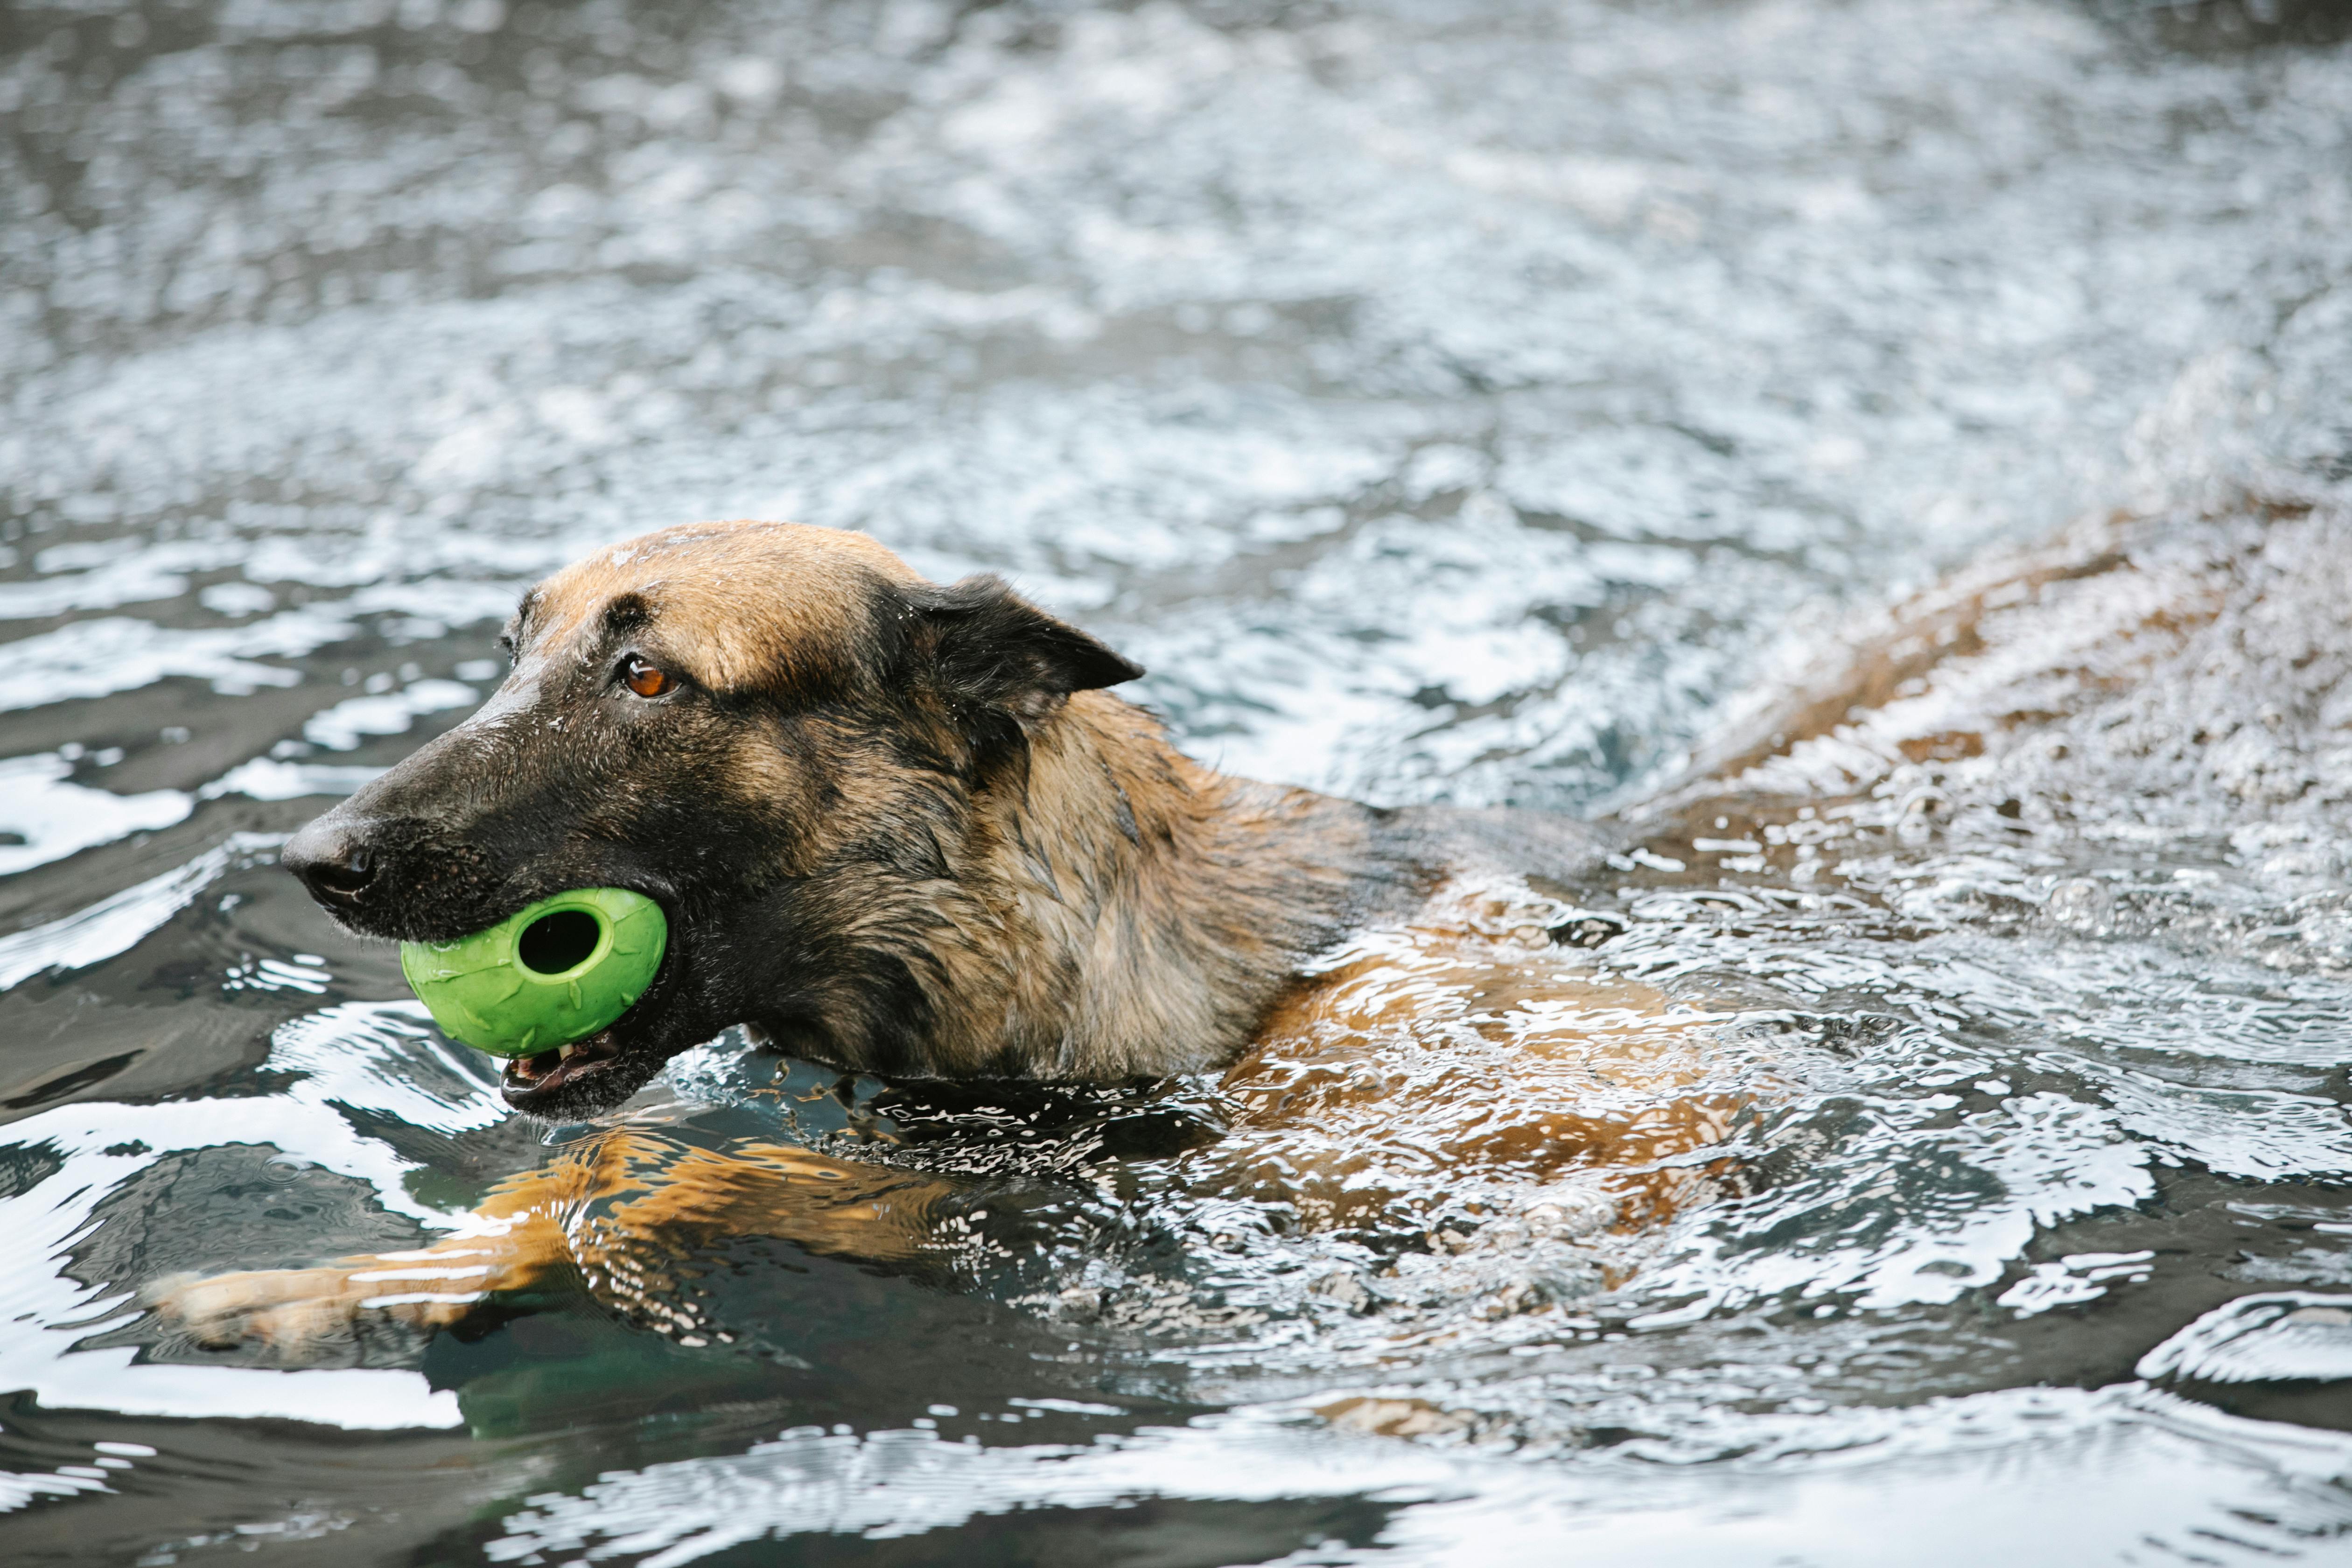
[143,1265,375,1352]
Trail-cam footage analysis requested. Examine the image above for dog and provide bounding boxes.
[161,519,1729,1352]
[280,521,1617,1117]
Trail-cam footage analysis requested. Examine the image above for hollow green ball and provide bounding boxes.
[399,888,667,1058]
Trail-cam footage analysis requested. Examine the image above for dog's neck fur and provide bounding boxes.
[883,691,1405,1080]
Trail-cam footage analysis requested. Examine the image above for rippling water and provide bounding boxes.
[6,0,2352,1561]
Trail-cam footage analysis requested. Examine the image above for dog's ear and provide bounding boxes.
[903,574,1143,724]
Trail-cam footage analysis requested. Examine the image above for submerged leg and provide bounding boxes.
[148,1131,957,1354]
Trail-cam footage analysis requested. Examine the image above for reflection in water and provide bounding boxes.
[4,0,2352,1560]
[1211,882,1754,1248]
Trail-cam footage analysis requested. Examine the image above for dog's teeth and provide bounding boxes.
[559,1043,578,1061]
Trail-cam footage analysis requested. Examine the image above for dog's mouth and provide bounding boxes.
[501,1029,623,1101]
[496,924,680,1113]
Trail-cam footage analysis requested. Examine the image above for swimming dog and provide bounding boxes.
[157,522,1711,1353]
[279,521,1614,1120]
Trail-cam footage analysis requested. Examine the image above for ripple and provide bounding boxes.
[4,0,2352,1555]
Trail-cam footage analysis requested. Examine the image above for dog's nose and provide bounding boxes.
[283,817,381,904]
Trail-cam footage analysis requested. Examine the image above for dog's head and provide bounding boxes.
[284,521,1142,1117]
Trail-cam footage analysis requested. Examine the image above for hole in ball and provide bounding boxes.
[518,909,602,975]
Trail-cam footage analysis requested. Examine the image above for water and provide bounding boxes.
[5,0,2352,1560]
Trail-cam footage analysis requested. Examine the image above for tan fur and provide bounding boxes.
[527,520,922,696]
[676,697,1266,1075]
[1214,886,1740,1239]
[155,1132,952,1352]
[499,520,1395,1079]
[853,691,1384,1078]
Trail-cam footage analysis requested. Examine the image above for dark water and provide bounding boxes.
[6,0,2352,1561]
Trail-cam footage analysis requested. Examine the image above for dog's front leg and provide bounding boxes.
[143,1139,638,1354]
[145,1190,575,1354]
[145,1133,956,1355]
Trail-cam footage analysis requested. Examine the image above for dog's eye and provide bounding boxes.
[622,655,674,699]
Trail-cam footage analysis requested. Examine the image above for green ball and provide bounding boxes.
[399,888,668,1058]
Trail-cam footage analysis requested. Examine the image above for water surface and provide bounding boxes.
[5,0,2352,1561]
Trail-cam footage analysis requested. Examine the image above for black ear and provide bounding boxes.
[905,574,1144,723]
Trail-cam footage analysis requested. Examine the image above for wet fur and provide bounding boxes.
[168,520,1617,1351]
[283,520,1608,1110]
[153,1132,956,1353]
